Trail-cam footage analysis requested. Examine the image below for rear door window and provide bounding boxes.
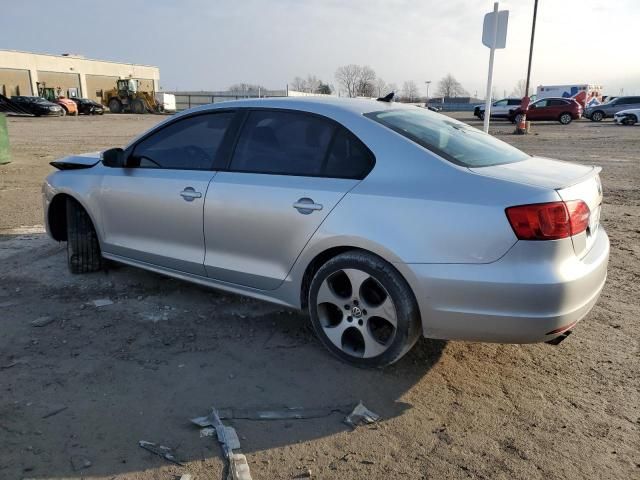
[230,110,334,176]
[508,99,521,106]
[548,99,569,106]
[131,112,234,170]
[324,128,375,179]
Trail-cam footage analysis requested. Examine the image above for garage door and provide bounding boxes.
[85,74,119,102]
[37,71,81,98]
[0,68,32,96]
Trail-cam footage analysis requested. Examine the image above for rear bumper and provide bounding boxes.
[408,228,609,343]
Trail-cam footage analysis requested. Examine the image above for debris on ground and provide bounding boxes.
[30,316,55,327]
[192,407,252,480]
[70,455,92,471]
[42,405,68,419]
[178,474,193,480]
[138,440,184,466]
[199,427,216,438]
[192,405,352,423]
[343,401,380,429]
[92,299,114,307]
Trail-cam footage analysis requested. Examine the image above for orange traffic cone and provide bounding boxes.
[515,114,528,135]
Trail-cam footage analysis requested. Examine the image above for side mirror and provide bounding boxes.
[529,104,536,109]
[102,148,125,168]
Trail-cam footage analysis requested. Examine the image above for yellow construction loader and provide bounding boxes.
[100,79,159,114]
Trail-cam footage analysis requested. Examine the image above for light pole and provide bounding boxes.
[518,0,539,134]
[425,80,431,104]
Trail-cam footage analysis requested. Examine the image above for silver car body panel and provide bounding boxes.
[43,97,609,343]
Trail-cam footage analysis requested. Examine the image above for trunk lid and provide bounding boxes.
[470,156,603,257]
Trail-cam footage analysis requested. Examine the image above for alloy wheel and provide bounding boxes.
[316,268,397,358]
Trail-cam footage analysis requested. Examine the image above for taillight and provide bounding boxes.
[505,200,590,240]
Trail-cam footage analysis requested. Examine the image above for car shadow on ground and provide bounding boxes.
[0,232,447,478]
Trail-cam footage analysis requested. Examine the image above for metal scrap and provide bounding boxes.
[192,407,253,480]
[343,401,380,429]
[192,405,352,423]
[138,440,184,466]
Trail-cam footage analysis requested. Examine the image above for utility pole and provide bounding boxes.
[425,80,431,103]
[517,0,539,134]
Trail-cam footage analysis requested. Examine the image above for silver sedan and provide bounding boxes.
[43,97,609,366]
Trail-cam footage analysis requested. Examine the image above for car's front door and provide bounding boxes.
[491,99,509,117]
[203,109,374,290]
[527,99,548,120]
[99,111,235,275]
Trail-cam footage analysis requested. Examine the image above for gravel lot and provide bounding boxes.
[0,112,638,480]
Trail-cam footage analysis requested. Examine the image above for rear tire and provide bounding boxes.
[66,199,103,274]
[108,98,122,114]
[308,251,421,368]
[623,115,637,126]
[590,110,604,122]
[559,113,573,125]
[479,111,485,121]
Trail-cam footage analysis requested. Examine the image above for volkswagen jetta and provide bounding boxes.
[43,97,609,366]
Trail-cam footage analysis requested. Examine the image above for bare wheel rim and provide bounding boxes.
[316,268,397,358]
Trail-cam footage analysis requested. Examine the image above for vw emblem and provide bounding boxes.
[351,306,363,318]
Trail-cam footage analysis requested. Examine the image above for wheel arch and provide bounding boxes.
[47,192,100,244]
[298,243,422,326]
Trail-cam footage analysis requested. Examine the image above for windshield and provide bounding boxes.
[365,108,529,167]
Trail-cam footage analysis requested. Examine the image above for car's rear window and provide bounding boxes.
[365,108,529,167]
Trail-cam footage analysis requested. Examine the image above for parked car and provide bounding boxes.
[509,97,582,125]
[584,96,640,122]
[43,98,609,366]
[71,98,105,115]
[474,98,521,120]
[10,96,64,116]
[53,96,79,116]
[613,108,639,125]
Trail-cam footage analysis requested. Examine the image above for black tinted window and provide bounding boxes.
[548,99,568,106]
[231,110,333,176]
[132,112,233,170]
[508,99,521,105]
[324,128,374,179]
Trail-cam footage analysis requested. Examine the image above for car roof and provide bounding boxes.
[179,96,413,119]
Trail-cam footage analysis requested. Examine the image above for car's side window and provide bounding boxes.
[533,100,548,108]
[324,128,374,179]
[131,112,234,170]
[508,99,521,106]
[494,100,508,107]
[230,110,334,176]
[548,99,567,106]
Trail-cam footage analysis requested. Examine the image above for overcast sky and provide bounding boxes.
[2,0,638,96]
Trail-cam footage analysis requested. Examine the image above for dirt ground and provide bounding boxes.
[0,113,638,480]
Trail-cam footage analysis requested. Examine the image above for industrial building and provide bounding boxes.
[0,50,159,102]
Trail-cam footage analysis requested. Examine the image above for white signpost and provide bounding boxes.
[482,2,509,133]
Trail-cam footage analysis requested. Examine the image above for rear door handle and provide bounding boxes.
[293,198,323,214]
[180,187,202,201]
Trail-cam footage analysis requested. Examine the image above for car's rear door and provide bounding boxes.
[203,109,374,290]
[99,111,235,275]
[528,99,548,120]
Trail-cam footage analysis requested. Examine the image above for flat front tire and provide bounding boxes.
[66,199,103,274]
[308,251,421,367]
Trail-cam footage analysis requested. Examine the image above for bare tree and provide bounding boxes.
[401,81,420,102]
[373,78,390,98]
[355,65,376,97]
[510,79,527,97]
[305,75,321,93]
[290,76,307,92]
[435,74,468,98]
[228,83,264,93]
[387,82,398,96]
[335,64,361,97]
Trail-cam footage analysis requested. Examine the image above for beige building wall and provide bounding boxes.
[0,50,160,100]
[85,74,120,102]
[0,67,32,96]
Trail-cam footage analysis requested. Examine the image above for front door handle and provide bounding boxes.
[293,197,323,214]
[180,187,202,202]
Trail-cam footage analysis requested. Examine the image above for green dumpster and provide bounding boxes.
[0,113,10,165]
